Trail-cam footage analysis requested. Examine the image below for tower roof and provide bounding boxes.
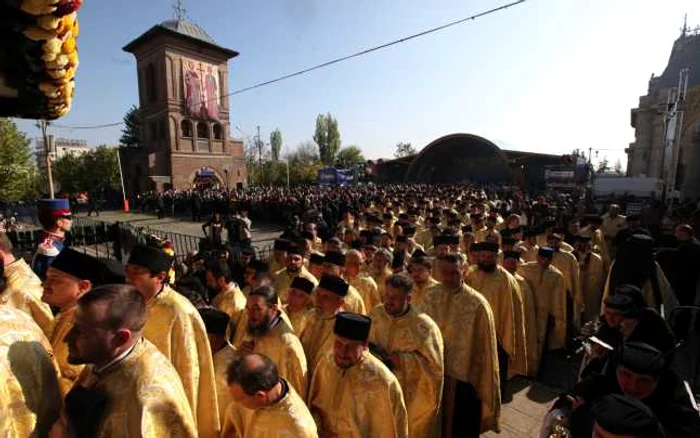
[159,19,216,45]
[650,31,700,92]
[123,18,238,59]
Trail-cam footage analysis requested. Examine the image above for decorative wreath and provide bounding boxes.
[0,0,83,119]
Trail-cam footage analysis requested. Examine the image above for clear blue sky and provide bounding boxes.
[13,0,700,169]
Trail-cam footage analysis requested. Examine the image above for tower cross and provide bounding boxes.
[173,0,187,22]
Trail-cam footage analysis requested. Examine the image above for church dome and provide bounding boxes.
[159,19,216,45]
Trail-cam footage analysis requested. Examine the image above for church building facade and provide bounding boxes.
[120,18,247,192]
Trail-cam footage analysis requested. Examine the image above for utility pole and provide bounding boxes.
[37,120,55,199]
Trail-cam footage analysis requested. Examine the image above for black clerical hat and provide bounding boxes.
[248,259,269,273]
[591,394,661,438]
[273,239,290,251]
[309,253,325,265]
[433,235,447,247]
[51,248,107,283]
[334,312,371,342]
[538,247,555,258]
[501,237,517,246]
[461,225,473,233]
[96,258,126,285]
[324,251,346,267]
[502,251,521,261]
[127,245,174,274]
[603,294,633,310]
[200,309,230,335]
[287,244,304,256]
[480,242,500,253]
[318,274,348,297]
[619,342,666,375]
[290,276,315,295]
[523,228,538,238]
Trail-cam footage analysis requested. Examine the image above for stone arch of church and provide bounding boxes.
[186,166,224,187]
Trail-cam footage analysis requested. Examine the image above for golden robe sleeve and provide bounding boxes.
[169,310,221,438]
[49,307,84,395]
[222,384,318,438]
[74,340,197,438]
[368,307,444,438]
[2,259,54,337]
[515,275,541,377]
[581,253,605,323]
[507,275,528,378]
[0,306,62,438]
[307,352,408,438]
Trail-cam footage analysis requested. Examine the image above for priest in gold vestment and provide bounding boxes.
[519,248,568,354]
[201,308,237,428]
[299,273,350,372]
[466,242,526,387]
[0,302,61,438]
[370,248,394,299]
[407,251,440,311]
[126,245,220,438]
[421,253,500,436]
[233,285,308,395]
[321,251,366,314]
[206,260,246,328]
[273,244,318,304]
[222,353,318,438]
[61,284,197,438]
[547,233,584,330]
[307,312,409,438]
[1,233,54,336]
[345,249,382,312]
[369,274,444,438]
[574,236,606,323]
[502,251,540,377]
[283,276,316,335]
[41,248,125,394]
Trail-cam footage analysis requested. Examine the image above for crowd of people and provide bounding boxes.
[1,185,700,437]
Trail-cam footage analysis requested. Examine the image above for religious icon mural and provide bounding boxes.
[182,57,220,120]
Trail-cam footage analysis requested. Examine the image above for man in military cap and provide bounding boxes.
[307,312,409,437]
[32,198,72,279]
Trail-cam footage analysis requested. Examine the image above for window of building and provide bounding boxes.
[197,122,209,139]
[146,63,157,103]
[213,124,222,140]
[181,120,192,138]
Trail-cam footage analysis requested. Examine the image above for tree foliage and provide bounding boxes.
[119,105,141,147]
[285,141,323,184]
[595,157,610,174]
[270,128,282,161]
[0,118,40,201]
[394,141,416,158]
[335,145,365,168]
[613,159,624,175]
[313,113,341,165]
[53,145,120,194]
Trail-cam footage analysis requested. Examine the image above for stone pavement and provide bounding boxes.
[74,210,580,437]
[73,210,282,246]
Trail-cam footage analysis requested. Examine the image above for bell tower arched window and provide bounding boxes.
[181,120,192,138]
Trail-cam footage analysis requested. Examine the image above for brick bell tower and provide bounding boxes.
[121,9,247,192]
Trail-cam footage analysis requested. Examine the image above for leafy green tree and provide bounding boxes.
[335,145,365,168]
[53,145,120,193]
[596,157,610,174]
[270,128,283,161]
[394,141,416,158]
[313,113,341,166]
[119,106,141,147]
[0,118,40,201]
[613,159,624,175]
[286,141,323,184]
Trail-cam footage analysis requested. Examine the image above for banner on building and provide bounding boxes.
[182,57,220,120]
